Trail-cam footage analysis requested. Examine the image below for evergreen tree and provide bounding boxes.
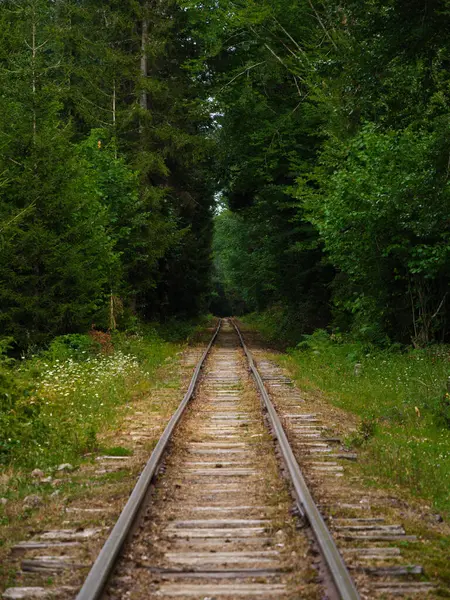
[0,0,216,348]
[0,0,114,347]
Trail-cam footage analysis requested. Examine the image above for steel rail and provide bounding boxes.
[232,319,361,600]
[76,319,222,600]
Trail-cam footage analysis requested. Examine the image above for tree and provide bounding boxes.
[296,0,450,343]
[0,0,216,348]
[0,0,115,347]
[187,0,333,332]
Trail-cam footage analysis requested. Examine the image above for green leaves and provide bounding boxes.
[299,122,450,343]
[205,0,450,345]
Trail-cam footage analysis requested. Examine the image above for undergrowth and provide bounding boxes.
[0,318,205,470]
[242,307,316,348]
[286,332,450,513]
[153,314,214,343]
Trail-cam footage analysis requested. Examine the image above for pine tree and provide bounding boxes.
[0,0,114,347]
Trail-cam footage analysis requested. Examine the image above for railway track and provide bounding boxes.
[4,319,435,600]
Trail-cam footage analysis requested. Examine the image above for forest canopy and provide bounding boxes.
[0,0,449,348]
[0,0,215,349]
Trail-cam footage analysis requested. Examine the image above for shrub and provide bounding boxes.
[88,328,114,354]
[45,334,99,361]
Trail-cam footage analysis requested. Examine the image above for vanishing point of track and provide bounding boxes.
[77,318,359,600]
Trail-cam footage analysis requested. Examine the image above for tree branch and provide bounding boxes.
[431,293,447,320]
[220,61,266,91]
[307,0,337,49]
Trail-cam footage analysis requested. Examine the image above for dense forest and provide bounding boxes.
[0,0,215,350]
[1,0,449,350]
[209,0,450,346]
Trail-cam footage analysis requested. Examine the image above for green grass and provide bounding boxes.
[0,323,192,471]
[281,332,450,514]
[241,317,450,515]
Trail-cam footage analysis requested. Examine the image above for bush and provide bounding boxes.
[45,334,99,361]
[0,338,34,462]
[154,315,213,343]
[242,306,319,348]
[299,124,450,345]
[0,337,25,414]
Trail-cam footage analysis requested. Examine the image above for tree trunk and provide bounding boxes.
[31,10,37,141]
[140,16,148,113]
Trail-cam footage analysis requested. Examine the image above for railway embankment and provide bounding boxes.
[1,319,448,599]
[239,319,450,595]
[0,322,211,596]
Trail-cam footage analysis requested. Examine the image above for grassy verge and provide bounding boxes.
[241,317,450,516]
[0,317,212,594]
[0,317,209,471]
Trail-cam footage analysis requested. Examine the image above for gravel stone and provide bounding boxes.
[23,495,43,508]
[57,463,74,472]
